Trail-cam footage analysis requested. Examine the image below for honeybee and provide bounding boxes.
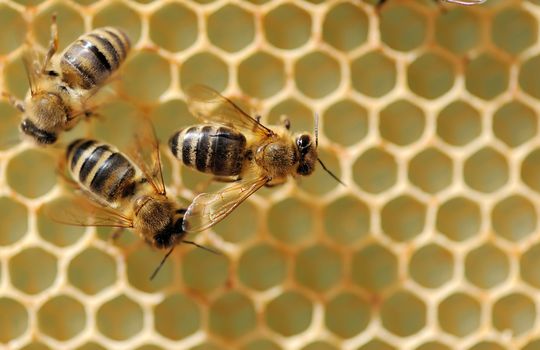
[62,125,211,279]
[5,15,130,145]
[168,85,344,233]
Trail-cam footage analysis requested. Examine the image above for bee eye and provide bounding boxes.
[297,135,311,151]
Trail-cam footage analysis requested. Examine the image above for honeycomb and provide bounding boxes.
[2,0,540,349]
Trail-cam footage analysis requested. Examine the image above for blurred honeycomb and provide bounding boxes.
[2,0,540,349]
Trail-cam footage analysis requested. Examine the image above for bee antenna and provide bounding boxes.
[149,246,175,280]
[182,240,222,255]
[318,158,346,187]
[314,112,319,148]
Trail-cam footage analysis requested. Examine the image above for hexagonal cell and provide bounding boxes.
[264,290,313,337]
[521,243,540,288]
[415,341,451,350]
[493,100,537,148]
[358,339,396,350]
[492,293,535,336]
[37,197,86,247]
[214,200,258,243]
[492,7,537,55]
[37,295,86,341]
[294,244,343,293]
[268,198,314,245]
[33,4,84,49]
[521,147,540,193]
[6,149,57,199]
[325,291,370,339]
[90,100,140,150]
[238,243,288,291]
[322,2,368,52]
[263,4,311,50]
[0,297,27,343]
[121,51,170,103]
[379,4,428,51]
[96,295,143,341]
[75,342,107,350]
[351,51,397,98]
[323,195,370,245]
[353,147,398,194]
[241,338,282,350]
[0,101,20,151]
[10,247,57,295]
[436,196,481,242]
[298,148,342,196]
[438,292,481,337]
[179,52,229,93]
[301,341,338,350]
[380,100,426,146]
[209,291,256,340]
[295,51,341,99]
[0,5,25,55]
[238,51,285,99]
[435,8,481,55]
[323,99,368,147]
[68,247,117,295]
[151,99,195,142]
[149,3,198,52]
[4,54,28,99]
[492,195,537,242]
[519,54,540,99]
[408,51,455,100]
[465,53,510,100]
[464,147,509,193]
[351,243,398,292]
[409,244,454,289]
[467,341,505,350]
[127,245,176,291]
[381,195,427,242]
[0,197,27,246]
[465,243,509,289]
[381,290,426,337]
[408,147,453,194]
[267,98,313,135]
[154,294,201,340]
[182,248,229,294]
[208,5,255,52]
[437,100,482,147]
[93,2,141,44]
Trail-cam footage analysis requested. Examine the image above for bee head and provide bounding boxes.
[295,133,317,176]
[21,92,66,145]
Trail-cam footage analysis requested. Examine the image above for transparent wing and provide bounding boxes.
[22,47,43,95]
[125,117,166,195]
[186,85,274,139]
[46,195,133,229]
[182,170,269,233]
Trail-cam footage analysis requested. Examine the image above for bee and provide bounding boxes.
[5,15,130,145]
[168,85,344,233]
[62,125,212,279]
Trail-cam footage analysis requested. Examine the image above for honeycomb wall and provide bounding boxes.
[1,0,540,349]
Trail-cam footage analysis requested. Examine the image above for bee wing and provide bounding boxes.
[46,195,133,229]
[186,85,274,139]
[183,170,269,233]
[125,118,166,196]
[22,47,43,95]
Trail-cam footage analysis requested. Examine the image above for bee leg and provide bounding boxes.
[280,115,291,130]
[41,14,59,74]
[213,176,240,183]
[110,228,125,242]
[2,92,25,112]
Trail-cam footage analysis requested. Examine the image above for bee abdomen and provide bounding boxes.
[169,125,246,176]
[60,27,130,90]
[67,139,137,203]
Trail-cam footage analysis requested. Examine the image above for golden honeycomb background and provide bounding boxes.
[2,0,540,349]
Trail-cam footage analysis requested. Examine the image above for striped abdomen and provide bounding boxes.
[66,139,138,206]
[169,125,246,176]
[60,27,130,90]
